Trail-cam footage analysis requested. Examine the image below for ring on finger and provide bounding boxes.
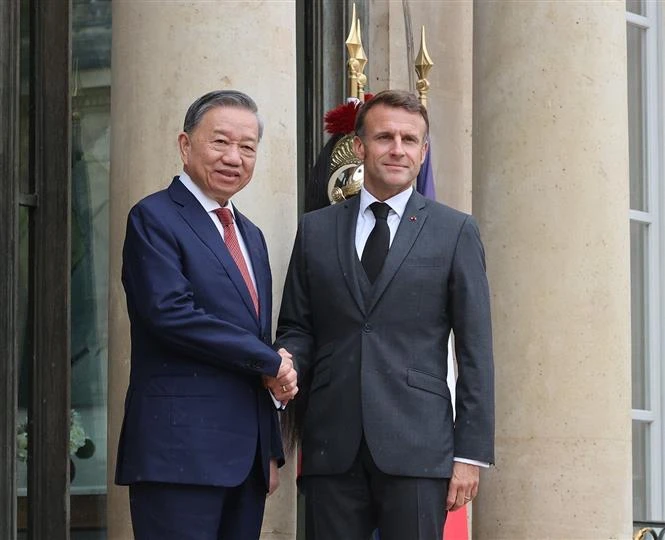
[281,385,288,392]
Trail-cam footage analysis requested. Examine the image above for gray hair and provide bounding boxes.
[183,90,264,141]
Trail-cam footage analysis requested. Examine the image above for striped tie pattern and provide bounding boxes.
[214,207,259,316]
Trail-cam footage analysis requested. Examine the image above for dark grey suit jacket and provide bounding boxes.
[276,190,494,478]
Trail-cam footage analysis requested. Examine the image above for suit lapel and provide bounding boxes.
[366,190,428,314]
[168,179,259,323]
[235,208,268,330]
[337,195,367,316]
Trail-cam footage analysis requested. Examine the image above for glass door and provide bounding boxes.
[5,0,111,536]
[3,0,73,538]
[69,0,111,536]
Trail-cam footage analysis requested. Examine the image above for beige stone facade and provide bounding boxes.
[473,2,631,538]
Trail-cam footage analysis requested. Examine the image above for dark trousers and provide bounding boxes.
[129,460,266,540]
[302,438,448,540]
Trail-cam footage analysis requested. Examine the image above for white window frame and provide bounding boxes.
[628,1,664,521]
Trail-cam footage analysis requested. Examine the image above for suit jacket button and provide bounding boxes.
[363,323,372,333]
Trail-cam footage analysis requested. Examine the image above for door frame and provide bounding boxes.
[0,0,20,534]
[0,0,72,537]
[28,0,72,536]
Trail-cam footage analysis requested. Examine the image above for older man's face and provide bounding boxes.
[178,106,259,206]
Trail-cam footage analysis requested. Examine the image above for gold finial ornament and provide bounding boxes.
[414,26,434,109]
[346,4,367,100]
[355,18,368,101]
[326,3,368,204]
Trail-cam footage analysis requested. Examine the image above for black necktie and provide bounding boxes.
[361,202,391,283]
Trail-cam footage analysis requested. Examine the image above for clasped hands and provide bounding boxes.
[263,347,298,404]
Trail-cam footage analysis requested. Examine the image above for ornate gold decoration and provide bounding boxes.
[414,26,434,109]
[633,527,659,540]
[355,18,368,101]
[328,134,363,203]
[345,4,367,100]
[329,134,357,175]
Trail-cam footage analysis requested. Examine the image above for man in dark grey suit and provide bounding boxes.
[276,90,494,540]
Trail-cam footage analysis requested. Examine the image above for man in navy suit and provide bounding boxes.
[116,90,298,540]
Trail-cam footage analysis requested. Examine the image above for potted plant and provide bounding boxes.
[16,409,95,481]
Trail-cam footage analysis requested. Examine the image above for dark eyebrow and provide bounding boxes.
[211,129,257,144]
[372,130,422,143]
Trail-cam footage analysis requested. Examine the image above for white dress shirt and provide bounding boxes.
[355,186,413,258]
[355,186,488,469]
[178,172,284,410]
[178,171,257,291]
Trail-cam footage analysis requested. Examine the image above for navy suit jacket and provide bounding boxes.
[115,177,284,490]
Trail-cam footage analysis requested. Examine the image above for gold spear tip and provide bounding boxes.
[355,18,367,72]
[346,3,359,49]
[415,25,434,80]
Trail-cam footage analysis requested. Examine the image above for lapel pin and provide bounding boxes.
[409,216,417,222]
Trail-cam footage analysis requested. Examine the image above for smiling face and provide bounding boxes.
[178,105,259,206]
[353,103,428,201]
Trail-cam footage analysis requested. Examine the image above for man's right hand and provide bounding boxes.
[264,348,298,403]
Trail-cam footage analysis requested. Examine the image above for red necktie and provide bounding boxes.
[214,207,259,316]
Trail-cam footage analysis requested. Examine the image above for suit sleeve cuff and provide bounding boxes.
[454,457,490,468]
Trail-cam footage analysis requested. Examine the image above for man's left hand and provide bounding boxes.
[446,462,479,511]
[268,458,279,496]
[263,348,298,403]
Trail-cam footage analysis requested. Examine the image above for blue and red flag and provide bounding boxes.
[416,140,436,200]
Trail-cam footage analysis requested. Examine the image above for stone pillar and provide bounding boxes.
[107,2,298,539]
[473,2,632,538]
[368,0,473,211]
[408,3,474,214]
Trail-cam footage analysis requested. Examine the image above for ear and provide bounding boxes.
[177,132,191,166]
[420,137,429,165]
[352,135,365,161]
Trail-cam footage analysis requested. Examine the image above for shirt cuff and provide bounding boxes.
[454,457,490,468]
[268,389,286,410]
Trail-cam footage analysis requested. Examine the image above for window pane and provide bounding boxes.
[70,0,111,536]
[627,23,647,212]
[630,220,649,410]
[633,420,649,520]
[17,205,32,537]
[626,0,644,15]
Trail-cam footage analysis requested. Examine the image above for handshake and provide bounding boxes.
[263,347,298,405]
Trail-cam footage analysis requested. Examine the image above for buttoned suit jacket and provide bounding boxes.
[276,190,494,478]
[115,177,283,490]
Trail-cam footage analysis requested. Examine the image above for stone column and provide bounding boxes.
[473,2,632,538]
[368,0,473,211]
[107,2,298,539]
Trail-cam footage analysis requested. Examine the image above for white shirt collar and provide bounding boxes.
[359,185,413,219]
[178,171,235,217]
